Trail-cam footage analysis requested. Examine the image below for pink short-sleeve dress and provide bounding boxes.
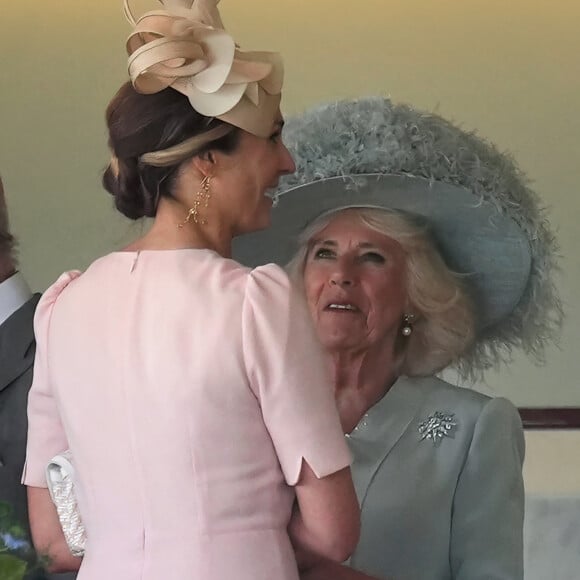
[22,249,351,580]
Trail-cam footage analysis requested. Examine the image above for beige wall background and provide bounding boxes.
[1,1,579,487]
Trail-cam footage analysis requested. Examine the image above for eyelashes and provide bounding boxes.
[361,252,386,264]
[313,248,335,259]
[311,247,386,264]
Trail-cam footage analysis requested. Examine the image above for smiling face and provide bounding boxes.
[212,114,296,235]
[303,211,409,354]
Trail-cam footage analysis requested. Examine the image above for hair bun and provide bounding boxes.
[102,156,154,220]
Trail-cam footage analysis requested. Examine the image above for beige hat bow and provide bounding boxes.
[124,0,283,136]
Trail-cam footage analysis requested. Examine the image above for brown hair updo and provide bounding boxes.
[102,82,241,220]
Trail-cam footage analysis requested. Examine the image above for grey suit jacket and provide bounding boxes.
[0,294,40,533]
[347,376,525,580]
[0,295,77,580]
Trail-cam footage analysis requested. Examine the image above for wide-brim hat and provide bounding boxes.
[233,97,562,376]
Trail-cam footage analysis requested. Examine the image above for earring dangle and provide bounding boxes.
[177,175,212,229]
[401,313,416,337]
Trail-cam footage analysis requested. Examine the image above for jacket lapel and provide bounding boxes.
[0,294,40,393]
[347,377,426,506]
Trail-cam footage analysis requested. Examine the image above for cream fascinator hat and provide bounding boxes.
[233,97,562,375]
[124,0,283,137]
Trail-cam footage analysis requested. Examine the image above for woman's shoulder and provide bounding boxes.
[34,270,83,337]
[242,262,302,311]
[38,271,83,308]
[400,375,520,427]
[406,375,490,402]
[245,262,291,286]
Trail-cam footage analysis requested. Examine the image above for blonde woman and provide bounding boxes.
[234,96,562,580]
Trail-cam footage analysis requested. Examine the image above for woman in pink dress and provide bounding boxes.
[21,2,359,578]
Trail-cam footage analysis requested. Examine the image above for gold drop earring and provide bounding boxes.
[177,175,212,229]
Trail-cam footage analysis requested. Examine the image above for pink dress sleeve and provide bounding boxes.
[21,271,82,487]
[242,264,351,486]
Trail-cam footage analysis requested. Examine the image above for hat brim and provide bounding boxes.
[233,173,532,330]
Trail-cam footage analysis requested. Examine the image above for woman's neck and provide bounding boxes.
[123,198,233,257]
[329,340,399,434]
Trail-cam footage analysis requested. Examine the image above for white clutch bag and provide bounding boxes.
[46,450,86,557]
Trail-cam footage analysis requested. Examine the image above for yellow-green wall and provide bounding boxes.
[1,0,578,415]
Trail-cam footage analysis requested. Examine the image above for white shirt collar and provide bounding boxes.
[0,271,33,326]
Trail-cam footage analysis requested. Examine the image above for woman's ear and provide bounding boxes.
[190,151,216,178]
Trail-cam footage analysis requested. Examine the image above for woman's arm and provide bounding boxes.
[27,486,82,573]
[21,275,84,573]
[243,267,360,565]
[450,397,525,579]
[289,462,360,567]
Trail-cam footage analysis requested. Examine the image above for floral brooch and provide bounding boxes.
[418,411,457,446]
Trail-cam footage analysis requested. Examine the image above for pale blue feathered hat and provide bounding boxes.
[233,97,562,376]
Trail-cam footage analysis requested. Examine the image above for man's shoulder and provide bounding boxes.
[1,293,41,332]
[0,294,41,390]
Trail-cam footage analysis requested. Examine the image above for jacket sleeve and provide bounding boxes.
[451,396,525,579]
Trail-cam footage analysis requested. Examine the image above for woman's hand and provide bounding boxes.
[27,487,82,573]
[300,559,391,580]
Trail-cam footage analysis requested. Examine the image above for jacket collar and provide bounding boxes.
[346,376,426,506]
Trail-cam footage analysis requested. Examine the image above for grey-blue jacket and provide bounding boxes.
[347,375,525,580]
